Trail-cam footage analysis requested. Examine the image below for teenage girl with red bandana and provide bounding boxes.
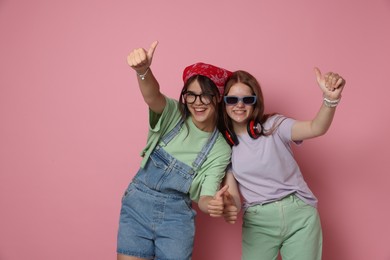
[117,41,233,260]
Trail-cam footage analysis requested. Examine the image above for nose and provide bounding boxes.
[236,100,245,107]
[194,95,203,105]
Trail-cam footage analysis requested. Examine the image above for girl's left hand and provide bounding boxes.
[314,67,346,100]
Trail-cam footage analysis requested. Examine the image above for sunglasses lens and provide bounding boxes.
[243,96,256,104]
[225,96,239,104]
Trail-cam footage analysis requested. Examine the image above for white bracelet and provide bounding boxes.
[323,96,341,108]
[136,68,150,80]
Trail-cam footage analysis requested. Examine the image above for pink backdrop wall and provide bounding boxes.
[1,0,389,259]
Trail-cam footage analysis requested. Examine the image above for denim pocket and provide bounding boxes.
[245,205,259,215]
[121,186,136,203]
[149,152,168,171]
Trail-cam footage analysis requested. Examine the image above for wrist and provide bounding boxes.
[136,67,150,80]
[323,95,341,108]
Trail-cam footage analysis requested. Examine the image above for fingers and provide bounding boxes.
[208,185,230,217]
[315,67,346,94]
[336,76,346,88]
[325,72,345,91]
[127,40,158,71]
[207,198,224,217]
[223,205,239,224]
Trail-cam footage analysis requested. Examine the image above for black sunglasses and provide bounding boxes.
[224,95,257,105]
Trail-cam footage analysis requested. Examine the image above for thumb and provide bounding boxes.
[147,40,158,60]
[214,185,229,200]
[314,67,322,84]
[223,190,233,204]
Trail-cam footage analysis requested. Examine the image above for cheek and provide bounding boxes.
[225,107,233,117]
[247,106,254,114]
[208,105,217,115]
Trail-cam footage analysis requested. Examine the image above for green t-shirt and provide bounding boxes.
[139,97,231,202]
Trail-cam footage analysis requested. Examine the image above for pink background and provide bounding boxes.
[1,0,389,259]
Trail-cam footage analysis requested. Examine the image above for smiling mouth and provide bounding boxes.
[233,109,246,114]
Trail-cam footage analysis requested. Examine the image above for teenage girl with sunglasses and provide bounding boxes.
[117,41,232,260]
[218,68,346,260]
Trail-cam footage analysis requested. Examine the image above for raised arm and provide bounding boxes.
[291,67,346,141]
[127,41,166,114]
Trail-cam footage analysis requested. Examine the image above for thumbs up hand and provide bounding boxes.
[127,41,158,74]
[314,67,346,100]
[222,189,239,224]
[207,185,229,218]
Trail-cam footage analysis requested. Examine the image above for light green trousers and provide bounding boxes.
[242,194,322,260]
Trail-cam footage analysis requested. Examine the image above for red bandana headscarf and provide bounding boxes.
[182,62,232,96]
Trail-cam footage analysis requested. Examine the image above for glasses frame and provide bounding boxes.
[182,91,215,105]
[224,95,257,105]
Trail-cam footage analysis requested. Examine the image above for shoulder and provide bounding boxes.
[149,97,182,132]
[164,97,180,112]
[265,114,295,129]
[264,114,296,141]
[210,133,231,159]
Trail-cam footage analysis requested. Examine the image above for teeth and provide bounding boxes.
[233,110,245,114]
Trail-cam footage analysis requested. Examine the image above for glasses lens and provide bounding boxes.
[224,96,256,105]
[184,92,214,105]
[243,96,256,104]
[185,93,196,104]
[224,96,239,104]
[200,94,212,105]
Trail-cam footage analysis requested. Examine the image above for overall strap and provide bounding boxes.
[192,127,219,171]
[159,118,219,171]
[159,119,184,146]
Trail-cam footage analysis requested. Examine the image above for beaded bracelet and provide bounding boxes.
[323,96,341,108]
[136,68,150,80]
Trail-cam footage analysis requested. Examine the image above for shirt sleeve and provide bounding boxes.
[149,97,180,133]
[276,116,303,145]
[189,134,231,201]
[139,97,182,167]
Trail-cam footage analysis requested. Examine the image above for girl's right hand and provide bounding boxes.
[127,41,158,74]
[314,67,346,100]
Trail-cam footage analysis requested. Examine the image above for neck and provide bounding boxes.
[232,121,247,135]
[191,117,215,132]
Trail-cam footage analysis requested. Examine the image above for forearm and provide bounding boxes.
[310,102,337,136]
[136,68,166,114]
[223,172,241,211]
[292,101,337,141]
[127,41,165,114]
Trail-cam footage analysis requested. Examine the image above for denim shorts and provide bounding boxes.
[117,120,218,260]
[117,183,196,260]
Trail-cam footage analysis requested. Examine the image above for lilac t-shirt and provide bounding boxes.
[231,115,318,209]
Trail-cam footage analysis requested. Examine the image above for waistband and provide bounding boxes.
[245,193,297,209]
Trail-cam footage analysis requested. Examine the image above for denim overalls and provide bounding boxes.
[117,120,219,260]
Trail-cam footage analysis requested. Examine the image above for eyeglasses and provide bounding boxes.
[182,91,215,105]
[224,95,257,105]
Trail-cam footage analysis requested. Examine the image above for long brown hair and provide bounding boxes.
[221,70,281,139]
